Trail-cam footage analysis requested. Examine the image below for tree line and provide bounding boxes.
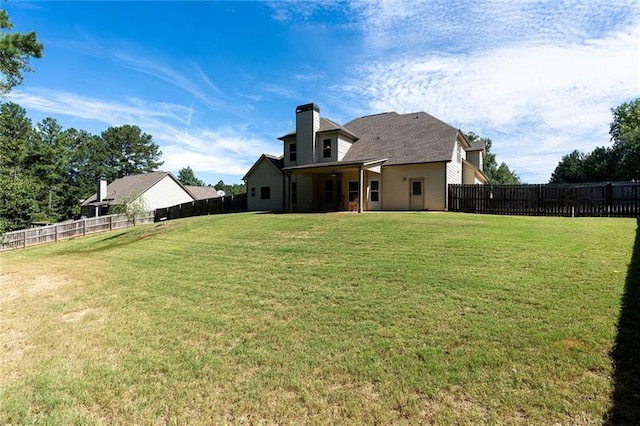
[0,101,250,233]
[0,10,247,233]
[0,102,163,231]
[550,98,640,183]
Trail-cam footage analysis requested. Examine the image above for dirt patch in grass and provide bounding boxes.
[562,338,586,349]
[0,268,84,379]
[61,307,98,323]
[30,274,68,294]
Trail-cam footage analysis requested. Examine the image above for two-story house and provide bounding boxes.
[243,103,487,212]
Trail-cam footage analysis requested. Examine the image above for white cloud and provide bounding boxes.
[113,51,226,112]
[335,1,640,182]
[9,88,274,178]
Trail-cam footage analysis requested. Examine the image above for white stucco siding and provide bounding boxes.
[141,175,194,211]
[246,159,284,211]
[337,137,352,161]
[447,159,463,186]
[381,163,446,210]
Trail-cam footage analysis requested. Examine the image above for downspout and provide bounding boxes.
[359,166,364,213]
[444,161,448,211]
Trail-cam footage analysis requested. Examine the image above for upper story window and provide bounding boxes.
[289,143,297,162]
[457,144,462,163]
[323,139,331,158]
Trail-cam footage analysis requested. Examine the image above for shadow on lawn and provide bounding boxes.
[606,218,640,425]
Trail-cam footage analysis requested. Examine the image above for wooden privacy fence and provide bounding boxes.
[0,212,154,252]
[154,193,247,222]
[448,182,640,217]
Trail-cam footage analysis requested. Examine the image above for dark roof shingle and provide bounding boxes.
[185,186,221,200]
[341,111,459,165]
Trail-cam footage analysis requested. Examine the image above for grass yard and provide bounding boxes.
[0,212,637,425]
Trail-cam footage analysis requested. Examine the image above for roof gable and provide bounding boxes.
[242,154,284,181]
[341,111,460,165]
[81,171,195,206]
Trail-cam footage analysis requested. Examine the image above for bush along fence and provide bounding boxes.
[448,182,640,217]
[154,193,247,222]
[0,212,154,252]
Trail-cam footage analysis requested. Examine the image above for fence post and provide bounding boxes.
[23,231,26,249]
[83,218,86,236]
[110,215,113,231]
[55,224,58,243]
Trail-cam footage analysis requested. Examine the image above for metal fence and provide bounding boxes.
[448,182,640,217]
[0,212,154,252]
[154,194,247,222]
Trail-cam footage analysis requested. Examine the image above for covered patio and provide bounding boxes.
[283,159,386,212]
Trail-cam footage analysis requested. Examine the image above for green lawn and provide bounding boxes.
[0,212,636,425]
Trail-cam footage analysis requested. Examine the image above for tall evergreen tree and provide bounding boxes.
[0,9,43,94]
[27,117,70,220]
[100,124,163,181]
[0,102,31,178]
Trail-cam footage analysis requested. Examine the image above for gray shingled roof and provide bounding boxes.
[341,112,459,165]
[467,140,486,152]
[81,171,193,206]
[185,186,221,200]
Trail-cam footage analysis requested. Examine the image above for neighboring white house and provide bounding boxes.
[244,103,488,212]
[80,171,200,217]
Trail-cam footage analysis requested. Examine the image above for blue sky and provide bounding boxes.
[5,0,640,184]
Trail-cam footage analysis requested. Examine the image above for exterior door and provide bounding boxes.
[368,178,381,210]
[409,178,423,210]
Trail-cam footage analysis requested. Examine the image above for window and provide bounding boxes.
[291,182,297,204]
[370,180,379,202]
[348,181,359,202]
[260,186,271,199]
[323,138,331,158]
[324,179,333,203]
[412,181,422,196]
[457,143,461,163]
[250,187,256,197]
[289,143,297,162]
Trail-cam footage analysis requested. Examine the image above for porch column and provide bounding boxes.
[358,166,364,213]
[284,172,289,212]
